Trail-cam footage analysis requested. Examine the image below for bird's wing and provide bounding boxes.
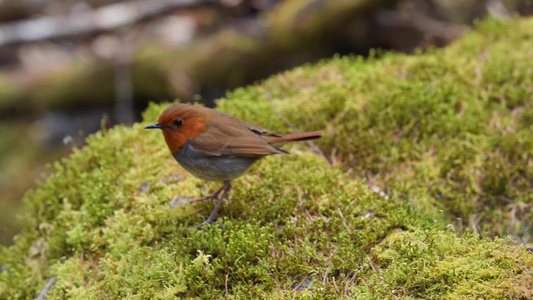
[240,121,283,137]
[189,118,286,157]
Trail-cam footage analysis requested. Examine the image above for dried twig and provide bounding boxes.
[470,214,480,236]
[225,271,230,299]
[36,277,57,300]
[265,91,331,167]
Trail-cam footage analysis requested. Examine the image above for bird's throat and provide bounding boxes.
[162,130,187,155]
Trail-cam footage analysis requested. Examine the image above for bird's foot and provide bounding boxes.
[191,181,230,230]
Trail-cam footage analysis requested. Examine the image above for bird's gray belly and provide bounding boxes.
[174,142,259,182]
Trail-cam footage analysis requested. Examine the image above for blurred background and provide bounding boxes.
[0,0,532,245]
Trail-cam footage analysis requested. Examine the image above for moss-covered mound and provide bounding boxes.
[237,18,533,241]
[1,17,533,298]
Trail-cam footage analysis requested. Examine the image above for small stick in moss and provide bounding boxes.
[36,277,57,300]
[225,271,230,299]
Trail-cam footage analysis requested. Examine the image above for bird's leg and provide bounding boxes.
[194,181,231,228]
[204,181,230,224]
[189,184,225,203]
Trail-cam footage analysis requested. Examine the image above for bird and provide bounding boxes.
[145,103,323,226]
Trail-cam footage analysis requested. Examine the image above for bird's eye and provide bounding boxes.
[173,119,183,127]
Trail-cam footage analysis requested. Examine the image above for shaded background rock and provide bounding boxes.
[0,0,532,244]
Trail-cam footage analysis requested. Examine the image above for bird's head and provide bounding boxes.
[145,104,210,154]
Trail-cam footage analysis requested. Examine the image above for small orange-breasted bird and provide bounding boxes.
[146,104,323,226]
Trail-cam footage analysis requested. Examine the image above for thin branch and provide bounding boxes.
[486,0,512,20]
[36,277,57,300]
[265,90,331,167]
[374,10,468,42]
[0,0,213,46]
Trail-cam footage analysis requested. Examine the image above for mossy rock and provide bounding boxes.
[1,17,533,299]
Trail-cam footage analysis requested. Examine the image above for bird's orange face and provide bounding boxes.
[146,104,209,154]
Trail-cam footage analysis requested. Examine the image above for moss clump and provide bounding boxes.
[2,17,533,298]
[220,17,533,240]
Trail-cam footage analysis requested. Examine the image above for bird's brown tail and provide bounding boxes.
[267,131,323,144]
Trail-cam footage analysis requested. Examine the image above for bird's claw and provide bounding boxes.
[192,218,215,229]
[190,182,230,229]
[191,215,226,229]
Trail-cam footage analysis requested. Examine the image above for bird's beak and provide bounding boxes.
[145,122,164,129]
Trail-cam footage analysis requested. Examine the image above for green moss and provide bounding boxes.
[222,17,533,240]
[2,17,533,298]
[369,231,532,299]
